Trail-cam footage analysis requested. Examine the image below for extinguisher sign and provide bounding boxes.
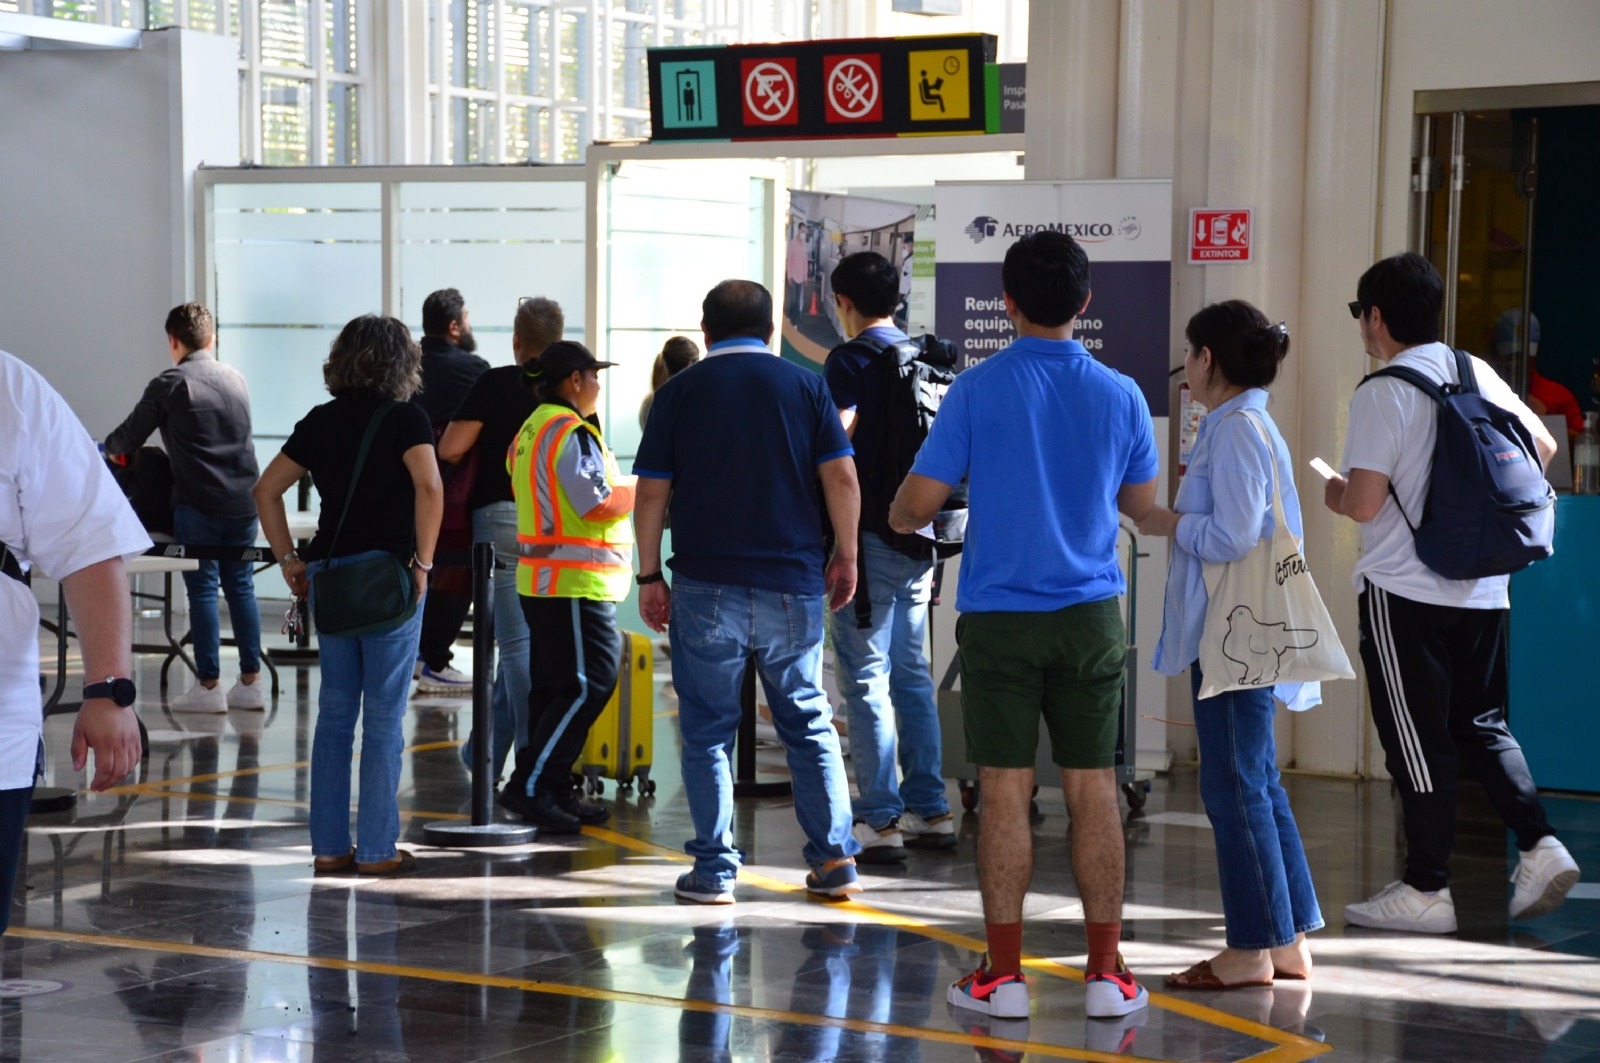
[1188,208,1252,264]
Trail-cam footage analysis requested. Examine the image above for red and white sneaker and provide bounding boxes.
[947,956,1030,1019]
[1084,965,1149,1019]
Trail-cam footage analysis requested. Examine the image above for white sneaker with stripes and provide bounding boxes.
[1345,880,1456,933]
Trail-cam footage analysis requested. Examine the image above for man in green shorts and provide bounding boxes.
[890,230,1158,1024]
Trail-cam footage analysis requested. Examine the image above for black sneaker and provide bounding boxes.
[557,791,611,824]
[498,789,583,834]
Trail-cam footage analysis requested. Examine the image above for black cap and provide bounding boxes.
[523,340,615,386]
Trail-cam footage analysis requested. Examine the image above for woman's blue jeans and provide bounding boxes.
[308,552,424,864]
[1191,664,1324,950]
[460,502,532,780]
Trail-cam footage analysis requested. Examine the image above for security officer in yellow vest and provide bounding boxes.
[497,341,636,833]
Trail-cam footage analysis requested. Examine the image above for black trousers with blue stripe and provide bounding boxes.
[1358,583,1553,893]
[505,596,621,800]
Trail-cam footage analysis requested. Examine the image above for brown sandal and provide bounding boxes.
[1165,959,1274,990]
[1273,968,1310,981]
[356,850,418,876]
[314,850,356,874]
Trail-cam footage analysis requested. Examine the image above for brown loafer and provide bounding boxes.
[356,850,418,876]
[314,850,356,874]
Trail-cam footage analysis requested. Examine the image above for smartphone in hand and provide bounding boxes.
[1309,457,1338,481]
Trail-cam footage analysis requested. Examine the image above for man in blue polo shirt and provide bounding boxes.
[633,278,864,905]
[890,231,1158,1023]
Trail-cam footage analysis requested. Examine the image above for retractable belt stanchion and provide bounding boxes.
[423,541,537,847]
[732,656,791,799]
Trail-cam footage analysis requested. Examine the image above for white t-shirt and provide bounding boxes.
[1341,341,1545,610]
[1,351,151,789]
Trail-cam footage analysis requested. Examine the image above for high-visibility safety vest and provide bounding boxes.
[509,403,635,601]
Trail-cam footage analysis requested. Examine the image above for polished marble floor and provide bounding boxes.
[10,618,1600,1062]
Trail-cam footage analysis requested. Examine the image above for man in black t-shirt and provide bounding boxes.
[414,288,489,694]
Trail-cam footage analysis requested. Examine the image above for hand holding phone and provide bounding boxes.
[1309,457,1338,481]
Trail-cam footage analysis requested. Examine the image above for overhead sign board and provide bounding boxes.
[1188,208,1253,263]
[648,34,998,142]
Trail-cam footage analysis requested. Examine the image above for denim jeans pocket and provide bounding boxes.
[672,584,722,649]
[783,593,825,652]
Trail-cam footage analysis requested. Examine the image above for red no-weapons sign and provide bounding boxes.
[741,57,798,125]
[1189,208,1252,264]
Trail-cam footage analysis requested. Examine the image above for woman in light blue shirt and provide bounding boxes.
[1138,301,1323,989]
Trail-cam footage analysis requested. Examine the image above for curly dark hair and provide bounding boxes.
[323,314,423,401]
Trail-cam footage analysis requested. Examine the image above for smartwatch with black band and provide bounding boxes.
[635,572,665,586]
[83,677,137,708]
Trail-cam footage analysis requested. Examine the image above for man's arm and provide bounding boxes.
[838,409,858,439]
[62,558,143,790]
[254,452,311,596]
[817,456,860,612]
[634,476,671,633]
[888,472,953,535]
[1324,468,1389,523]
[1117,477,1158,523]
[437,419,483,464]
[103,376,167,459]
[1532,421,1558,468]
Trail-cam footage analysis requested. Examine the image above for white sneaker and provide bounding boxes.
[415,665,472,695]
[225,678,265,710]
[852,818,906,864]
[901,809,957,851]
[170,682,227,713]
[1344,880,1457,933]
[1510,836,1580,920]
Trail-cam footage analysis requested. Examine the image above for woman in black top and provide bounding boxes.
[438,296,563,782]
[256,315,442,876]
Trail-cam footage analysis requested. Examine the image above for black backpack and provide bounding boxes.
[1359,348,1554,580]
[833,333,967,563]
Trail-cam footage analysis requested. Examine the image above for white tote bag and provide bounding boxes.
[1197,410,1354,700]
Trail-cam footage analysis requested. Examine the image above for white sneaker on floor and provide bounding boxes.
[1344,880,1457,933]
[901,809,957,850]
[225,678,265,710]
[170,682,227,713]
[852,818,906,864]
[415,665,471,695]
[1511,836,1581,920]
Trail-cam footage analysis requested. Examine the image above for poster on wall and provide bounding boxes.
[934,180,1173,415]
[781,190,918,368]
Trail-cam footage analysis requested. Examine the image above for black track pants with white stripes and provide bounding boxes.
[1358,583,1554,893]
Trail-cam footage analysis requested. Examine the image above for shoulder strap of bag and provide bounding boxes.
[1232,409,1298,551]
[323,400,400,559]
[938,652,961,692]
[1452,347,1479,395]
[0,542,24,585]
[1354,364,1444,532]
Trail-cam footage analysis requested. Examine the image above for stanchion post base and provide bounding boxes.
[732,780,792,799]
[29,788,76,816]
[420,821,538,848]
[266,647,319,664]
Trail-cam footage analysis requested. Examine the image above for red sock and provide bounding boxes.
[1085,921,1122,975]
[984,922,1023,977]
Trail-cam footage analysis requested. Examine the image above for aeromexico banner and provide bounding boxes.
[935,180,1173,416]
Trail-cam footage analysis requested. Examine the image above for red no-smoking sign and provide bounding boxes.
[822,54,882,123]
[741,57,798,125]
[1189,208,1252,263]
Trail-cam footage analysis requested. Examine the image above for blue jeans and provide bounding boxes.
[308,552,424,863]
[670,575,860,888]
[460,502,532,780]
[831,535,949,826]
[172,504,261,681]
[1191,665,1325,950]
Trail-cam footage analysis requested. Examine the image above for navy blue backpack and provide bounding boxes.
[1360,348,1554,580]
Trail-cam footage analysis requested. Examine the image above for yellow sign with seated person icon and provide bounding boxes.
[908,49,970,122]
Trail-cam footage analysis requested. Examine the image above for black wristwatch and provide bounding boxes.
[636,572,665,586]
[83,676,137,708]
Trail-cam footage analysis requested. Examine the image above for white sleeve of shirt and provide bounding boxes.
[555,427,613,518]
[1340,377,1412,479]
[0,352,152,579]
[1471,355,1548,444]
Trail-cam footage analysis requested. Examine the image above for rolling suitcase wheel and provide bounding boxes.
[1122,780,1149,811]
[959,781,978,811]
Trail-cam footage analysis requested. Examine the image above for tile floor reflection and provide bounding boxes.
[9,618,1600,1061]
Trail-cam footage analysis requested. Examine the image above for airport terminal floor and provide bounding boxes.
[11,619,1600,1063]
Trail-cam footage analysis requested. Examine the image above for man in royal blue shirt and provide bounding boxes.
[633,279,865,904]
[823,251,954,865]
[891,231,1159,1023]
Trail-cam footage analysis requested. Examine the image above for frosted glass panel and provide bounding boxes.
[397,180,586,367]
[605,161,772,460]
[212,182,381,442]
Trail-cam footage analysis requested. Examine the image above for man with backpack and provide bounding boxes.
[1327,253,1578,932]
[824,251,959,863]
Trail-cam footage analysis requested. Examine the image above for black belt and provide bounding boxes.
[0,543,24,585]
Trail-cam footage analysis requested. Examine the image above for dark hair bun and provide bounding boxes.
[1184,300,1289,389]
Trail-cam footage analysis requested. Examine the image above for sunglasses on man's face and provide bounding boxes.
[1348,301,1364,320]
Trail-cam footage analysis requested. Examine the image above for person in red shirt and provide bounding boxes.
[1496,310,1583,435]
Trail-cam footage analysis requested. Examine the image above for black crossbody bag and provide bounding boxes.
[311,401,419,637]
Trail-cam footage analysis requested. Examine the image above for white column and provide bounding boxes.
[1023,0,1119,180]
[1293,0,1386,775]
[1115,0,1178,180]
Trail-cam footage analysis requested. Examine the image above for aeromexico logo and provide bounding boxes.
[964,214,1142,244]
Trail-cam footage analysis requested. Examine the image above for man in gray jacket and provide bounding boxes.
[107,304,262,712]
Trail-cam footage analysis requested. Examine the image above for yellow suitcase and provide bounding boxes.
[575,631,656,796]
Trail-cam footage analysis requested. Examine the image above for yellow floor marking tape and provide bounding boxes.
[4,926,1157,1063]
[579,826,1330,1063]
